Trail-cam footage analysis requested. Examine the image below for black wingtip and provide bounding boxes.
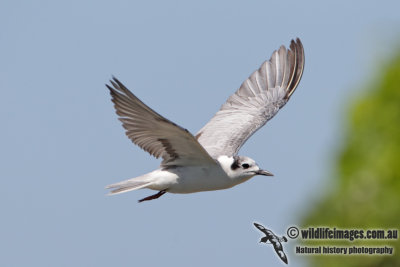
[291,37,302,46]
[105,83,113,91]
[284,37,304,101]
[290,37,302,50]
[111,75,120,84]
[105,75,121,88]
[105,75,118,91]
[253,222,265,231]
[111,76,124,88]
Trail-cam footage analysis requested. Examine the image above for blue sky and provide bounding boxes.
[1,1,399,266]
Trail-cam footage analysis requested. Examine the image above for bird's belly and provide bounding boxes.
[166,166,234,194]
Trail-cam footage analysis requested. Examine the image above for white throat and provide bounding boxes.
[216,155,235,175]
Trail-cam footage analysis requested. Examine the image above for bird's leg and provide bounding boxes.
[138,190,167,203]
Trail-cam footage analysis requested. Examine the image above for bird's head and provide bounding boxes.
[218,156,273,182]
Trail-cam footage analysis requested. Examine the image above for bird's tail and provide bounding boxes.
[105,176,153,195]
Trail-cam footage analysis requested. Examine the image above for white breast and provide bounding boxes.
[166,164,236,193]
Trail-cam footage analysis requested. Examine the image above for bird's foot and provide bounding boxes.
[138,190,167,203]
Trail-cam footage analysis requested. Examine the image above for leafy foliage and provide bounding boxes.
[302,49,400,267]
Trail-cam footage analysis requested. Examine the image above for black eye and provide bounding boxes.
[242,163,250,169]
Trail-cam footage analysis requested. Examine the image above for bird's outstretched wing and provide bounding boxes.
[273,245,288,264]
[254,222,270,235]
[107,77,216,167]
[196,38,304,157]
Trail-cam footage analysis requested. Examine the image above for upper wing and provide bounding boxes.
[196,38,304,157]
[106,77,216,167]
[273,245,288,264]
[254,222,269,235]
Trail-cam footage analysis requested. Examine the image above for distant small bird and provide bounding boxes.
[254,222,289,264]
[105,38,304,202]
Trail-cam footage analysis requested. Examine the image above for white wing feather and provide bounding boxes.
[196,38,304,157]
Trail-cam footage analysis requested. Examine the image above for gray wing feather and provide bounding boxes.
[107,78,216,167]
[196,38,304,157]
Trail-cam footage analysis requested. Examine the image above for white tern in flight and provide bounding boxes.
[105,38,304,202]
